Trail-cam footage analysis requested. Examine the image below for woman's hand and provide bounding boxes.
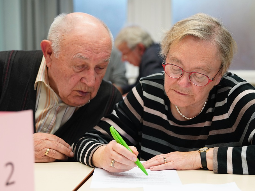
[92,140,138,172]
[143,150,213,171]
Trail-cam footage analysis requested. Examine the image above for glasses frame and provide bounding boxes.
[162,63,223,87]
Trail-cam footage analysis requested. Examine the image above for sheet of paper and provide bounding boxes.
[90,167,182,188]
[143,182,241,191]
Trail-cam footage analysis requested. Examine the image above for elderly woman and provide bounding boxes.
[73,13,255,174]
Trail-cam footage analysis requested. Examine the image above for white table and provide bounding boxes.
[34,162,255,191]
[80,169,255,191]
[34,162,93,191]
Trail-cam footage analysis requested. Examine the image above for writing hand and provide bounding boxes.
[92,140,138,172]
[34,133,74,162]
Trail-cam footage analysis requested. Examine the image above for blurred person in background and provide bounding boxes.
[103,46,128,92]
[115,25,163,95]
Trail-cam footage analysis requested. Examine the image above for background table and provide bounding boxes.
[34,162,93,191]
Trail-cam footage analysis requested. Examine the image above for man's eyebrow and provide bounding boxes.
[73,53,88,60]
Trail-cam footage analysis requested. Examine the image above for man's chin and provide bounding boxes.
[63,99,90,107]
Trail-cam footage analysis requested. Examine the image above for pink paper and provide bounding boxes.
[0,110,34,191]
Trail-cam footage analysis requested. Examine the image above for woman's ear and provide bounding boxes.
[214,73,223,86]
[40,40,53,67]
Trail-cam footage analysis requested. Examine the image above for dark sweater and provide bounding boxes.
[0,50,122,145]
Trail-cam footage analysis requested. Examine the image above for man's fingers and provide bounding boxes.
[44,139,74,157]
[37,133,71,149]
[44,148,69,161]
[34,133,74,163]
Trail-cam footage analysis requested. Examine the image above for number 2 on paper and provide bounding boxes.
[5,162,15,186]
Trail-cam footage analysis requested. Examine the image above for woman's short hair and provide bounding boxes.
[115,25,154,49]
[161,13,237,75]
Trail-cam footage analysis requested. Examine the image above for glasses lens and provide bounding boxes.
[165,64,182,78]
[190,72,209,86]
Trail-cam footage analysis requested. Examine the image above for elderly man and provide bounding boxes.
[115,25,163,95]
[73,13,255,175]
[0,13,122,162]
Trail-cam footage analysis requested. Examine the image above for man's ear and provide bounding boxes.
[137,43,146,56]
[40,40,53,67]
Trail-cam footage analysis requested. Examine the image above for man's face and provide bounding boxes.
[117,42,142,67]
[46,30,112,107]
[164,35,222,109]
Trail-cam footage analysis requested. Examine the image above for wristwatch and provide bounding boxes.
[198,147,209,169]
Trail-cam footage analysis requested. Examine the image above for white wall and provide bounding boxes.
[127,0,172,43]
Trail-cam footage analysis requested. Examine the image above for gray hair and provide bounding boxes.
[47,13,113,57]
[115,25,154,49]
[161,13,237,75]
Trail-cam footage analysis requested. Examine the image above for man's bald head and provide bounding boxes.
[47,12,113,57]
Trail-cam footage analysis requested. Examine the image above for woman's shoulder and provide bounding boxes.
[213,72,255,102]
[219,72,255,92]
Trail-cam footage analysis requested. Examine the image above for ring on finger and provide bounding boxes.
[110,159,115,167]
[45,148,50,156]
[163,156,167,164]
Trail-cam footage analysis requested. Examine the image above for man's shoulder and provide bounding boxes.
[97,80,122,99]
[0,50,43,67]
[0,50,42,57]
[100,80,113,89]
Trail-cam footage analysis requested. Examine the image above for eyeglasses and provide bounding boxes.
[162,63,222,87]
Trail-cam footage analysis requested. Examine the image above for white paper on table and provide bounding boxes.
[143,182,241,191]
[90,167,182,188]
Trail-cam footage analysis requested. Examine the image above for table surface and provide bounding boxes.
[34,162,93,191]
[35,162,255,191]
[79,169,255,191]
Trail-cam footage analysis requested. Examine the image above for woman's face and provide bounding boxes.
[164,35,222,108]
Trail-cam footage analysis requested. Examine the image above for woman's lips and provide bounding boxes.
[174,90,188,96]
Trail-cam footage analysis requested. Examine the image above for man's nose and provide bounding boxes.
[80,70,96,86]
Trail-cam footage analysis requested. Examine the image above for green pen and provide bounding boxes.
[109,126,148,176]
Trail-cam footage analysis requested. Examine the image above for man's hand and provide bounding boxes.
[92,140,138,173]
[34,133,74,162]
[143,150,212,171]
